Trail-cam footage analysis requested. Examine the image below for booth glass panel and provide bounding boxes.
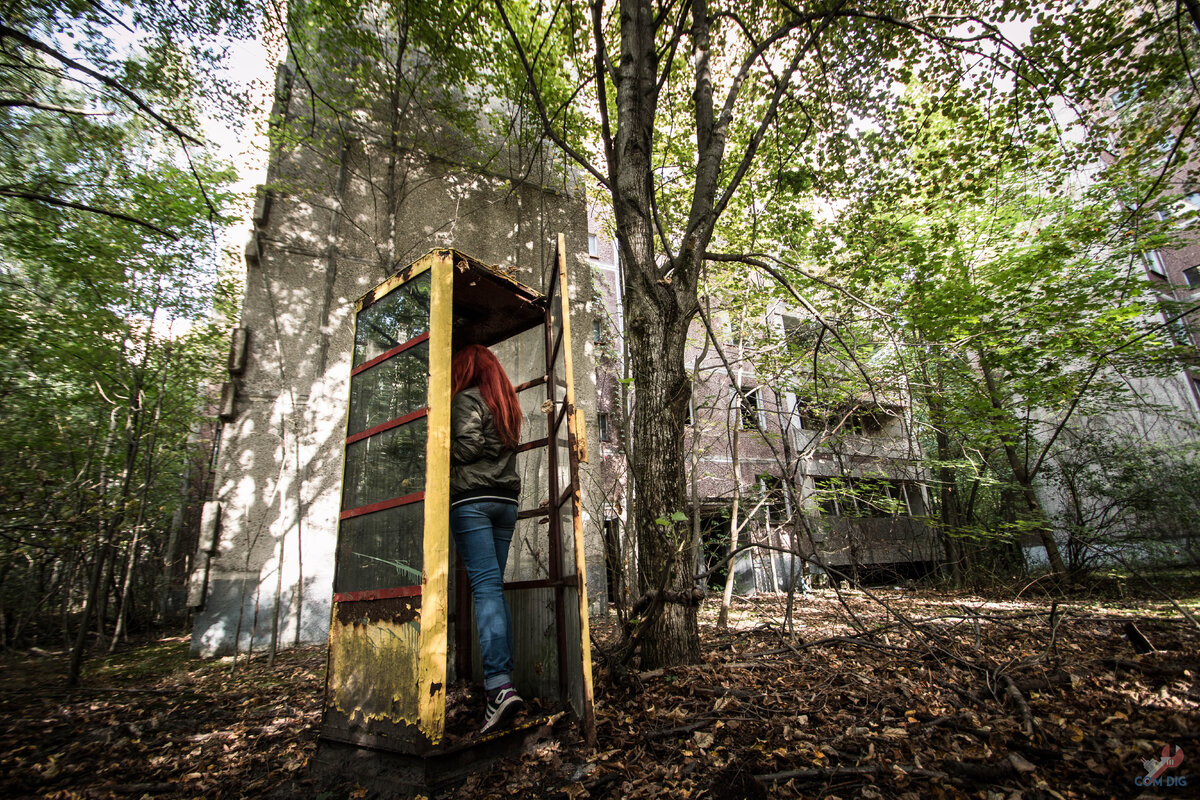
[353,271,431,367]
[335,501,426,593]
[508,516,549,582]
[555,438,572,503]
[558,503,577,574]
[347,342,429,436]
[342,419,428,511]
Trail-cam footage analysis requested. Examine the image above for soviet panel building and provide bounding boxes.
[188,48,604,656]
[587,212,936,599]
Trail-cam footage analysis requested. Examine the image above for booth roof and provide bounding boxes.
[447,250,548,349]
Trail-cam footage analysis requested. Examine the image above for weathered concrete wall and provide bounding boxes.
[190,59,602,657]
[1030,370,1200,569]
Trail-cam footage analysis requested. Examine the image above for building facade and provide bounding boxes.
[586,211,936,599]
[187,55,604,657]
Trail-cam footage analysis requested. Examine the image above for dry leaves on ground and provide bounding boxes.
[1,589,1197,799]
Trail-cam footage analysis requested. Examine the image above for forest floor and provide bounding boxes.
[1,581,1198,800]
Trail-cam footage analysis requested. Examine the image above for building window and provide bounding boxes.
[593,318,603,343]
[844,408,887,436]
[812,477,916,518]
[1110,84,1142,110]
[1166,312,1193,346]
[792,395,825,431]
[1184,265,1200,289]
[598,412,610,442]
[1143,249,1167,278]
[588,234,598,257]
[760,475,789,525]
[737,386,761,431]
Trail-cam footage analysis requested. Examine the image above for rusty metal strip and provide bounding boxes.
[553,399,570,432]
[339,491,424,521]
[514,375,548,393]
[332,585,423,603]
[548,322,564,370]
[502,576,578,591]
[350,331,430,377]
[542,246,568,710]
[516,436,549,453]
[345,407,428,446]
[454,555,471,682]
[516,507,549,520]
[556,485,574,511]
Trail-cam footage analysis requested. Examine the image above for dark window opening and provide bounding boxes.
[1184,265,1200,289]
[1143,250,1167,278]
[603,517,621,602]
[793,396,826,430]
[760,475,789,525]
[598,413,610,442]
[739,387,760,431]
[812,476,917,518]
[843,409,886,435]
[699,511,732,590]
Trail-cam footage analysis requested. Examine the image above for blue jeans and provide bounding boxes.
[449,500,517,691]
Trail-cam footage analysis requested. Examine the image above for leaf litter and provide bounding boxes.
[1,589,1196,799]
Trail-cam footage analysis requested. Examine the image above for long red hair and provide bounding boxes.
[451,344,522,449]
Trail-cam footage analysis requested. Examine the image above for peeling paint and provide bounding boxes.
[334,596,420,627]
[328,611,422,729]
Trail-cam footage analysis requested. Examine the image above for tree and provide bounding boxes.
[487,0,1200,664]
[0,6,245,680]
[0,1,257,231]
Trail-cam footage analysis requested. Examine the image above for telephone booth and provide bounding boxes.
[315,239,595,792]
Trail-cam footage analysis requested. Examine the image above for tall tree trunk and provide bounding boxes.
[718,319,746,629]
[68,349,148,685]
[611,0,700,668]
[109,531,140,652]
[717,405,743,630]
[67,410,120,686]
[112,368,168,651]
[627,312,699,667]
[978,358,1069,574]
[927,386,965,585]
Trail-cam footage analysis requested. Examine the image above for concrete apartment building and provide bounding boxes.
[586,215,937,600]
[186,54,605,657]
[588,182,1200,593]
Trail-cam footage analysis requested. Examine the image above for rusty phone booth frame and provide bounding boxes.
[315,238,595,791]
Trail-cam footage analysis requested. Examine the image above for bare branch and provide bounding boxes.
[0,98,113,116]
[0,23,203,147]
[0,188,175,237]
[491,1,610,189]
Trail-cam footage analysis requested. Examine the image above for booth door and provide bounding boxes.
[544,235,596,742]
[322,256,452,750]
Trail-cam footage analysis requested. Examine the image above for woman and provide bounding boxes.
[449,344,526,734]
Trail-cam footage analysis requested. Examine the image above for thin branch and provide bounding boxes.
[0,98,113,116]
[0,24,203,146]
[491,1,609,189]
[1028,300,1200,481]
[704,250,891,317]
[0,188,174,237]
